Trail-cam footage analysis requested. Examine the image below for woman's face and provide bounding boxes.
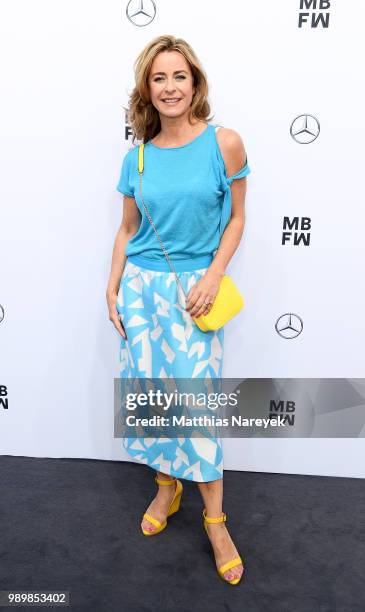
[148,50,196,120]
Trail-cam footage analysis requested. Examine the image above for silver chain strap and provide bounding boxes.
[138,170,189,305]
[136,128,223,309]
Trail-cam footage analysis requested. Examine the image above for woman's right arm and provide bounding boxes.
[106,195,141,339]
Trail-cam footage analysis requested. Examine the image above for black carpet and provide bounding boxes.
[0,455,364,612]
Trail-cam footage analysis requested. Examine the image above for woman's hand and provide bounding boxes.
[106,290,127,340]
[185,269,224,318]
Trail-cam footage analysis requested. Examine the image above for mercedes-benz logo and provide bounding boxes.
[290,114,320,144]
[275,313,303,339]
[126,0,156,27]
[0,304,4,324]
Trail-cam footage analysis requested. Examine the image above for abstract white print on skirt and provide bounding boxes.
[116,260,224,482]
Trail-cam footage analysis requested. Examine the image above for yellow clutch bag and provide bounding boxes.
[137,143,244,332]
[192,275,244,331]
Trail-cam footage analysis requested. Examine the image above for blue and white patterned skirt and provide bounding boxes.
[116,259,224,482]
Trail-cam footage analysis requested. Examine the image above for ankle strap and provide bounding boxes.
[203,508,227,523]
[155,475,176,486]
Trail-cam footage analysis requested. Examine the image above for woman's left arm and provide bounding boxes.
[186,128,248,317]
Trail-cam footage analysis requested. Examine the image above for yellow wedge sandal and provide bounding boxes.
[203,508,244,585]
[142,475,183,536]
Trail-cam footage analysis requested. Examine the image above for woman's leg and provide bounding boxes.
[197,478,244,581]
[141,470,178,533]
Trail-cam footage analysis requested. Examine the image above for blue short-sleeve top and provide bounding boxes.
[116,122,251,271]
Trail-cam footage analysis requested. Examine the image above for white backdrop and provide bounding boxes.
[1,1,364,478]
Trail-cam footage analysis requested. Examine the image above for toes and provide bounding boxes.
[224,565,243,581]
[141,520,156,533]
[234,566,242,579]
[225,571,237,581]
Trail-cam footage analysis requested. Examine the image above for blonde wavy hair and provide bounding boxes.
[123,34,215,145]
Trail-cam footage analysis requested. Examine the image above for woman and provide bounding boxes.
[106,35,250,585]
